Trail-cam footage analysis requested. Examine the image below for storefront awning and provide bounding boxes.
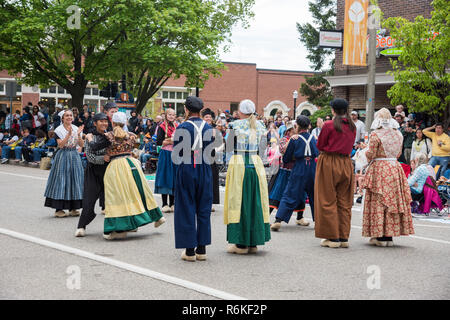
[325,73,395,87]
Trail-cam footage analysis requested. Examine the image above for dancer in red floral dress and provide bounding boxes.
[362,108,414,247]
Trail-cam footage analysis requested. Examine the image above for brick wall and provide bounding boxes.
[165,62,314,117]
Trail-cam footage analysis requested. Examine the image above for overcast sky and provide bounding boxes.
[220,0,315,72]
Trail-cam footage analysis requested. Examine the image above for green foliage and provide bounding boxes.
[309,106,332,128]
[296,0,336,72]
[0,0,255,111]
[300,73,333,108]
[383,0,450,126]
[296,0,336,115]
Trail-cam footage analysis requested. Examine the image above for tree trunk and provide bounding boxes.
[70,90,85,110]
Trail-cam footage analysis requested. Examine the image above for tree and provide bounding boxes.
[0,0,255,113]
[0,0,140,108]
[296,0,336,110]
[103,0,255,114]
[384,0,450,128]
[297,0,336,72]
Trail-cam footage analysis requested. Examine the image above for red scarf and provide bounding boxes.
[160,121,177,138]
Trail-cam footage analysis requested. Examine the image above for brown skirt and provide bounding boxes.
[314,153,354,240]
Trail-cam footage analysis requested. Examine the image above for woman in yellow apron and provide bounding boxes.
[224,100,271,254]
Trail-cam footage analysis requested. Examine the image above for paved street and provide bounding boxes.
[1,164,449,300]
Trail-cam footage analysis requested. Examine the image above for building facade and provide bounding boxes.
[156,62,315,118]
[326,0,434,117]
[1,62,315,119]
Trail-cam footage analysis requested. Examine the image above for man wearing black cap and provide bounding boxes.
[75,113,111,237]
[172,96,215,261]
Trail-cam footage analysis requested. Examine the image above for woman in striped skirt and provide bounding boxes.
[44,110,85,218]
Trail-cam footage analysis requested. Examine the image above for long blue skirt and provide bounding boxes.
[154,149,176,195]
[44,148,84,209]
[268,168,291,208]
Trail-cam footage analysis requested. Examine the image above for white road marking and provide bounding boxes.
[350,225,450,245]
[0,171,47,181]
[0,228,246,300]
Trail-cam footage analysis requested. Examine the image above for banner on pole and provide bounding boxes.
[343,0,369,66]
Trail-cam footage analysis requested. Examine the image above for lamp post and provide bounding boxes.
[293,90,298,120]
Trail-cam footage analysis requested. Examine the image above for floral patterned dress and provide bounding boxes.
[362,128,414,237]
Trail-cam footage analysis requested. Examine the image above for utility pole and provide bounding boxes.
[366,6,377,133]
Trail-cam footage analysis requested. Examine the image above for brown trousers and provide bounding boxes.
[314,153,354,240]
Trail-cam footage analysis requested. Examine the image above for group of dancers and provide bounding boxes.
[43,96,415,262]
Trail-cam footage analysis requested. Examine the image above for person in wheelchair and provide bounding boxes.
[408,152,436,203]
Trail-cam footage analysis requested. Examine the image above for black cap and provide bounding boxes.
[93,113,108,122]
[185,96,204,112]
[330,98,349,111]
[201,108,215,118]
[104,101,118,111]
[296,115,310,129]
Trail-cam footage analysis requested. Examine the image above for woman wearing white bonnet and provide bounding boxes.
[224,99,271,254]
[362,107,414,247]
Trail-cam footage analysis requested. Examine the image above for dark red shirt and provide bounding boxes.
[317,119,356,156]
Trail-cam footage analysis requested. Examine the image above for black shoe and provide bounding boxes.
[356,196,363,204]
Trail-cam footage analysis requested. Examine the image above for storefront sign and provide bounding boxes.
[319,30,343,48]
[380,47,403,56]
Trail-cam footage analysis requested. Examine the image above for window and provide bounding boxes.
[164,102,175,110]
[58,86,65,94]
[183,92,189,99]
[176,92,183,100]
[85,88,91,95]
[163,91,169,99]
[16,84,21,92]
[0,83,4,92]
[176,103,184,116]
[92,88,99,96]
[169,92,176,99]
[49,86,56,94]
[40,88,48,93]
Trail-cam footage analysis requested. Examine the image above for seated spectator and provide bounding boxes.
[12,118,20,133]
[12,128,36,163]
[23,129,46,164]
[408,152,436,201]
[139,137,153,169]
[1,128,21,164]
[424,123,450,179]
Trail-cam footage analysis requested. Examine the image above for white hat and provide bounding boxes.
[239,99,256,115]
[112,111,127,125]
[371,108,399,130]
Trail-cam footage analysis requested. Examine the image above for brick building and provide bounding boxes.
[326,0,434,117]
[156,62,315,118]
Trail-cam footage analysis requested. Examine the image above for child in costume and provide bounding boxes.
[154,108,178,213]
[271,116,318,231]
